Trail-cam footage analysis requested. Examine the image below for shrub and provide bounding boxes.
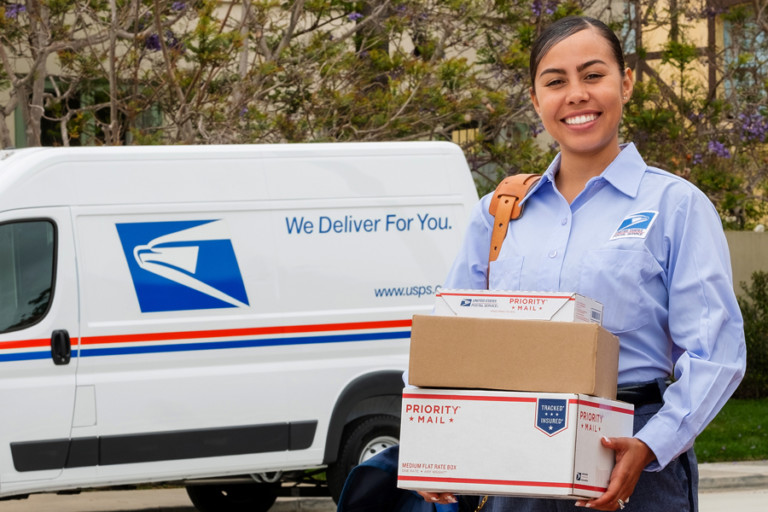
[734,271,768,398]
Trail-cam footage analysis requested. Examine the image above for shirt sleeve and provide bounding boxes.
[443,195,494,290]
[634,191,747,470]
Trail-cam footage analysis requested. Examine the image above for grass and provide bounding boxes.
[694,398,768,462]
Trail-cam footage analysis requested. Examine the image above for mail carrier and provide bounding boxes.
[0,142,478,511]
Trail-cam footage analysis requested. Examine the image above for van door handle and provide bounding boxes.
[51,330,71,365]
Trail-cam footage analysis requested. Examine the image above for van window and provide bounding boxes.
[0,221,56,333]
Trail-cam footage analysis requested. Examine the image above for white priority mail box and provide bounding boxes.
[397,388,634,499]
[433,290,603,324]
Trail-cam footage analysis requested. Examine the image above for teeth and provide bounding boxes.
[564,114,598,125]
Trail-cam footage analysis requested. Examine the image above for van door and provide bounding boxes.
[0,210,79,490]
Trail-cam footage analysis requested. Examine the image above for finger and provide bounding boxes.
[437,492,458,504]
[418,491,457,504]
[602,436,631,460]
[581,497,623,510]
[417,491,440,502]
[573,499,620,511]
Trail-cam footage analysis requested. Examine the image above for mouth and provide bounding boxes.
[563,113,600,126]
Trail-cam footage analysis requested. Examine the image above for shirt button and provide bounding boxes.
[548,250,558,258]
[561,217,568,225]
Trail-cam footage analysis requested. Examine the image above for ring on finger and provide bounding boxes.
[618,498,625,509]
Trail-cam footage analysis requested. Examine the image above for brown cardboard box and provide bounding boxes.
[408,315,619,399]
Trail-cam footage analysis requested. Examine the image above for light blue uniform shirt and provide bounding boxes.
[444,143,746,470]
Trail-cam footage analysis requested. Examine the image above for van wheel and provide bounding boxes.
[185,482,279,512]
[326,414,400,503]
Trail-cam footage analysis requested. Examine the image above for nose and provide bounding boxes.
[565,82,589,104]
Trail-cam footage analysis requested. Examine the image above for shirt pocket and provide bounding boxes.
[579,249,661,333]
[489,254,524,290]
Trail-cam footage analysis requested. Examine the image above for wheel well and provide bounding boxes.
[323,371,404,465]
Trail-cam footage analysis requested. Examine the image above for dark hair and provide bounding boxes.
[529,16,626,89]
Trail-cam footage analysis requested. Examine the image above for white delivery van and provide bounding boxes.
[0,142,478,511]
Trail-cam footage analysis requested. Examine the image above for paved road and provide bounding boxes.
[1,487,767,512]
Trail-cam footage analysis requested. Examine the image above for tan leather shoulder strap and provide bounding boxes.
[488,173,541,263]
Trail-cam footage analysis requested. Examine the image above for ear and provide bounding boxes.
[622,68,634,104]
[530,87,541,116]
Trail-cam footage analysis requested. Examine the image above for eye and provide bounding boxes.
[585,73,604,80]
[544,78,564,87]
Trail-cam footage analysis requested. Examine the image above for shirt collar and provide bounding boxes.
[534,142,647,199]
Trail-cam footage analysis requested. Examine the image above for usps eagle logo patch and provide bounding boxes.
[610,211,658,240]
[535,398,569,436]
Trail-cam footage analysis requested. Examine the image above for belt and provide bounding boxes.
[616,382,663,407]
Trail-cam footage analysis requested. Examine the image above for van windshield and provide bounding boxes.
[0,221,56,333]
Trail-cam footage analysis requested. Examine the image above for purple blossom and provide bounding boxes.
[545,0,558,15]
[165,30,184,52]
[532,0,558,17]
[240,107,249,117]
[145,33,162,51]
[531,123,544,137]
[692,153,703,165]
[5,3,25,18]
[737,112,768,143]
[144,31,184,53]
[707,140,731,159]
[172,2,187,11]
[704,6,727,18]
[348,12,363,21]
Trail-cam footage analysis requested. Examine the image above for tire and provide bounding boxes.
[185,482,279,512]
[326,414,400,503]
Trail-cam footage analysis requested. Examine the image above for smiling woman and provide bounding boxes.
[529,19,634,204]
[416,15,746,512]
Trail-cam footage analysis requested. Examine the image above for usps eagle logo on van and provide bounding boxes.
[610,211,658,240]
[116,220,249,313]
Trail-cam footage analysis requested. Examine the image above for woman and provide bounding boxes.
[418,15,746,512]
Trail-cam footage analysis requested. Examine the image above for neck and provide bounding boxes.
[555,146,621,203]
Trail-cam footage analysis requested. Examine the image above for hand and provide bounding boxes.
[574,436,656,510]
[417,490,458,505]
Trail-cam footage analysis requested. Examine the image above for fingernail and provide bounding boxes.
[447,496,458,503]
[602,436,610,443]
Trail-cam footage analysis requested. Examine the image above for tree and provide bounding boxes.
[620,0,768,229]
[2,1,767,219]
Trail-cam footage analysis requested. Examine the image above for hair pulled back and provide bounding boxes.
[529,16,626,90]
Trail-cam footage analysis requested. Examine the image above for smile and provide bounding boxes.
[563,113,599,126]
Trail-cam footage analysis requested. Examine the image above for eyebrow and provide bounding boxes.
[538,59,608,78]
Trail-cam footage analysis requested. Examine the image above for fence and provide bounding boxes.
[726,231,768,297]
